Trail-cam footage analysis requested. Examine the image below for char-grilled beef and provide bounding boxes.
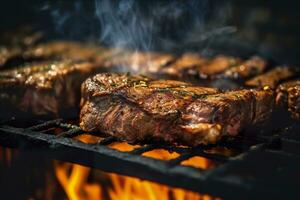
[103,51,174,74]
[103,52,241,80]
[0,48,23,68]
[0,27,42,68]
[24,41,121,63]
[223,56,267,79]
[0,26,42,47]
[0,60,107,118]
[197,55,241,78]
[245,66,297,88]
[80,73,274,146]
[276,80,300,119]
[160,53,207,77]
[175,55,241,79]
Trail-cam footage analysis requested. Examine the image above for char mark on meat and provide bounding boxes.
[80,73,274,146]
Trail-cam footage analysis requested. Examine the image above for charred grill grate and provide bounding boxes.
[0,119,300,199]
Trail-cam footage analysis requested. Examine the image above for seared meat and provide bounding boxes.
[224,56,267,79]
[276,80,300,119]
[161,53,207,77]
[0,26,42,47]
[196,55,241,78]
[246,66,297,88]
[103,51,174,74]
[0,47,23,68]
[162,55,240,80]
[25,44,173,74]
[80,73,274,146]
[0,27,42,68]
[104,52,240,80]
[24,41,121,63]
[0,60,106,118]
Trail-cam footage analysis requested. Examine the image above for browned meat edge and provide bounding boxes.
[223,56,268,79]
[0,27,43,68]
[0,60,106,118]
[245,66,297,88]
[276,80,300,119]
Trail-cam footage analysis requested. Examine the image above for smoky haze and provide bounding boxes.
[94,0,236,55]
[40,0,236,55]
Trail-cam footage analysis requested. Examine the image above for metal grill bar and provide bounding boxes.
[0,119,300,199]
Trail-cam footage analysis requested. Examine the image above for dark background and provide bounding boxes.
[0,0,300,64]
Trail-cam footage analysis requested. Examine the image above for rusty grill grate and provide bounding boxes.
[0,118,300,199]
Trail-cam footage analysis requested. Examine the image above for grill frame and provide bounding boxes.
[1,118,299,199]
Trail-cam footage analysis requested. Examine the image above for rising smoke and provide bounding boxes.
[40,0,236,55]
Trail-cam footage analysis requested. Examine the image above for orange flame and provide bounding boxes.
[55,135,220,200]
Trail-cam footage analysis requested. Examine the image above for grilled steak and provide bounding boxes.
[104,52,241,80]
[0,26,42,47]
[0,27,42,68]
[160,53,207,77]
[0,47,23,68]
[223,56,267,79]
[23,41,121,64]
[276,80,300,119]
[0,60,107,118]
[80,73,274,146]
[246,66,297,88]
[103,51,174,74]
[191,55,241,79]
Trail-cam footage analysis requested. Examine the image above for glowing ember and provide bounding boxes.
[74,134,102,144]
[181,156,214,169]
[142,149,180,160]
[109,142,140,152]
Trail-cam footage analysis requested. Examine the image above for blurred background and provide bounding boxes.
[0,0,300,64]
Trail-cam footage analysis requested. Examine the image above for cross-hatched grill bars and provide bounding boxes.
[0,119,300,199]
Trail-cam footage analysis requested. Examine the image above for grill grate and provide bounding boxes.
[0,119,300,199]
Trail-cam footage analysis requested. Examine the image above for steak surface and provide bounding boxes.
[0,26,42,47]
[0,27,42,68]
[23,41,121,64]
[166,55,241,79]
[80,73,274,146]
[276,80,300,119]
[223,56,268,79]
[102,51,175,75]
[0,60,107,118]
[245,66,297,88]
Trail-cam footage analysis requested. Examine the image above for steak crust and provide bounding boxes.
[246,66,297,88]
[80,73,274,146]
[223,56,267,79]
[23,41,121,64]
[0,60,105,118]
[276,80,300,119]
[0,27,42,68]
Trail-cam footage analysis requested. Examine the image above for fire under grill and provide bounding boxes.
[1,118,300,199]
